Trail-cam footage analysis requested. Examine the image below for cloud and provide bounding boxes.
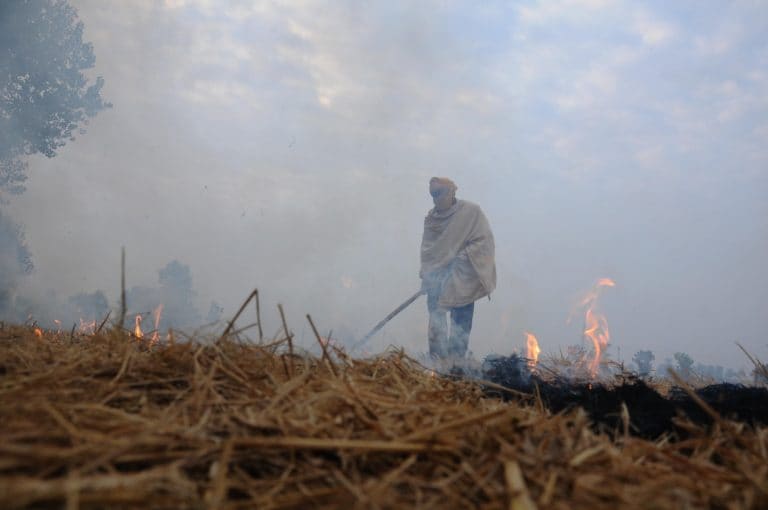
[518,0,614,24]
[631,10,676,46]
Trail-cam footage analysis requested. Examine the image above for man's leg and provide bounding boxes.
[448,301,475,358]
[427,291,448,358]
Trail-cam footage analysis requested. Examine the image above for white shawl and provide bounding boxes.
[420,200,496,308]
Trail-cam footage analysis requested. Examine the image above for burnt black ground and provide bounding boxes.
[477,355,768,440]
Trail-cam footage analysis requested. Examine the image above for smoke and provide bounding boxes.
[3,1,768,372]
[4,250,213,335]
[126,260,217,332]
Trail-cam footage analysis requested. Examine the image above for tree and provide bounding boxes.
[159,261,194,297]
[0,210,33,316]
[68,290,109,321]
[673,352,694,379]
[0,0,110,197]
[206,301,224,323]
[632,350,655,377]
[157,260,201,328]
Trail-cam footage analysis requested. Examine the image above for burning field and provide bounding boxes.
[1,318,767,509]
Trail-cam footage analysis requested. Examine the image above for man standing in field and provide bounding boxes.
[420,177,496,360]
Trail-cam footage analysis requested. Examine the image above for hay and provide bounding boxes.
[1,324,766,509]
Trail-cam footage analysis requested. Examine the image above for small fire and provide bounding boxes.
[525,332,540,368]
[134,314,143,339]
[577,278,615,377]
[150,304,164,345]
[595,277,615,288]
[33,328,43,338]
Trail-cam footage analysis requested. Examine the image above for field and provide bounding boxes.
[1,323,766,509]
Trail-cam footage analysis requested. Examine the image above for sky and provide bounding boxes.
[5,0,768,370]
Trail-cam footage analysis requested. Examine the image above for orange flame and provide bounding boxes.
[33,327,43,338]
[579,278,615,377]
[595,278,616,288]
[134,315,143,339]
[525,332,540,367]
[150,304,164,345]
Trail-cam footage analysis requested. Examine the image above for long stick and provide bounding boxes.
[278,304,294,377]
[307,314,338,377]
[255,289,263,341]
[353,289,425,352]
[118,247,126,330]
[219,289,258,342]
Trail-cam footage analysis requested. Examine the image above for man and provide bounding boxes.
[420,177,496,360]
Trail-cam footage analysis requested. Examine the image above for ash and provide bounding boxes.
[456,354,768,440]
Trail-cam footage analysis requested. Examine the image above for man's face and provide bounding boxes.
[430,184,454,210]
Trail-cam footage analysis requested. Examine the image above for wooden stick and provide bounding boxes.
[307,314,338,377]
[219,289,258,342]
[352,289,424,352]
[229,322,261,337]
[96,311,111,334]
[118,247,126,330]
[254,289,263,342]
[278,304,294,377]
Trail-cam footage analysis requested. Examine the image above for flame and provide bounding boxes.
[584,308,610,376]
[577,278,615,378]
[573,278,616,311]
[525,332,540,367]
[33,327,43,338]
[150,304,164,345]
[134,315,143,339]
[595,278,616,288]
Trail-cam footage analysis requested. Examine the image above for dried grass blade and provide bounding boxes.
[504,460,537,510]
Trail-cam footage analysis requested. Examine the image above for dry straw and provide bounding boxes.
[0,319,766,509]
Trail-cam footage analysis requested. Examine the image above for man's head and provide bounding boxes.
[429,177,457,211]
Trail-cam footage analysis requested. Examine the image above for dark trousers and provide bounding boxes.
[427,292,474,359]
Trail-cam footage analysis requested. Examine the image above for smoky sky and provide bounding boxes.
[6,0,768,369]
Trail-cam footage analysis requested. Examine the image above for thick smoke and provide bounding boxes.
[0,0,109,326]
[126,260,220,332]
[3,1,767,376]
[4,252,216,335]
